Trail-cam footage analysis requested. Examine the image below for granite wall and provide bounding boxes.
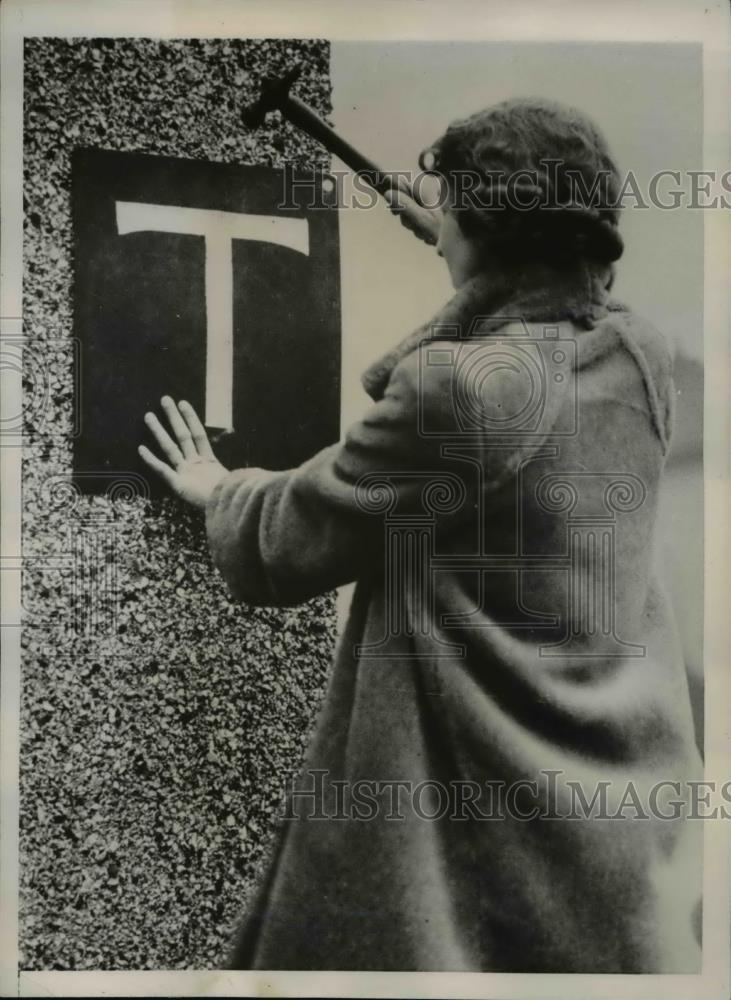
[21,37,337,970]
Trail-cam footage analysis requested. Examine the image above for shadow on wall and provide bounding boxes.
[658,352,704,755]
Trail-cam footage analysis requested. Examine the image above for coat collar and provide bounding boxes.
[361,260,616,401]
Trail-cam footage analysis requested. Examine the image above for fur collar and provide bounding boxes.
[361,261,617,401]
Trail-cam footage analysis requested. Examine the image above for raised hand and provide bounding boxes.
[138,396,228,510]
[383,187,442,245]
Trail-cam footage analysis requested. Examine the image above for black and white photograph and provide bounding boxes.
[0,1,729,997]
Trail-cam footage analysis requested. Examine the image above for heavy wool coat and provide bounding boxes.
[205,261,703,973]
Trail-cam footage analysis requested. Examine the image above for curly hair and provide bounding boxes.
[420,97,624,267]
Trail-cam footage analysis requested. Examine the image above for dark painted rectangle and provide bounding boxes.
[72,147,341,495]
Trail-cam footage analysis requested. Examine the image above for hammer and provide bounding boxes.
[242,65,441,245]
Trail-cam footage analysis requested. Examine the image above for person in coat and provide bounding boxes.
[139,97,703,973]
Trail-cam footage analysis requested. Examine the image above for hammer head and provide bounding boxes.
[242,64,302,127]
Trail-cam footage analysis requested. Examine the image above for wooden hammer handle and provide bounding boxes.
[284,94,440,245]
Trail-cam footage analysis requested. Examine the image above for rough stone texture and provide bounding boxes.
[21,37,336,970]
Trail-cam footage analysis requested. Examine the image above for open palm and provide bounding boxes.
[138,396,228,510]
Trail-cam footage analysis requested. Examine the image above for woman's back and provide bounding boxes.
[222,294,703,972]
[141,94,704,973]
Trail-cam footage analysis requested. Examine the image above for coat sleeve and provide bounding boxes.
[204,350,435,606]
[204,332,569,606]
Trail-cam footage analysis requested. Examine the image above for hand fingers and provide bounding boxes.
[416,214,440,245]
[138,444,179,490]
[384,191,418,234]
[383,188,409,214]
[402,204,441,245]
[178,400,215,458]
[383,189,435,240]
[160,395,197,459]
[144,410,185,467]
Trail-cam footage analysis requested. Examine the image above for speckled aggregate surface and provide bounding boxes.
[21,37,337,970]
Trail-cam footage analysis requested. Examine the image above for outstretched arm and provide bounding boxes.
[140,329,569,608]
[139,357,448,606]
